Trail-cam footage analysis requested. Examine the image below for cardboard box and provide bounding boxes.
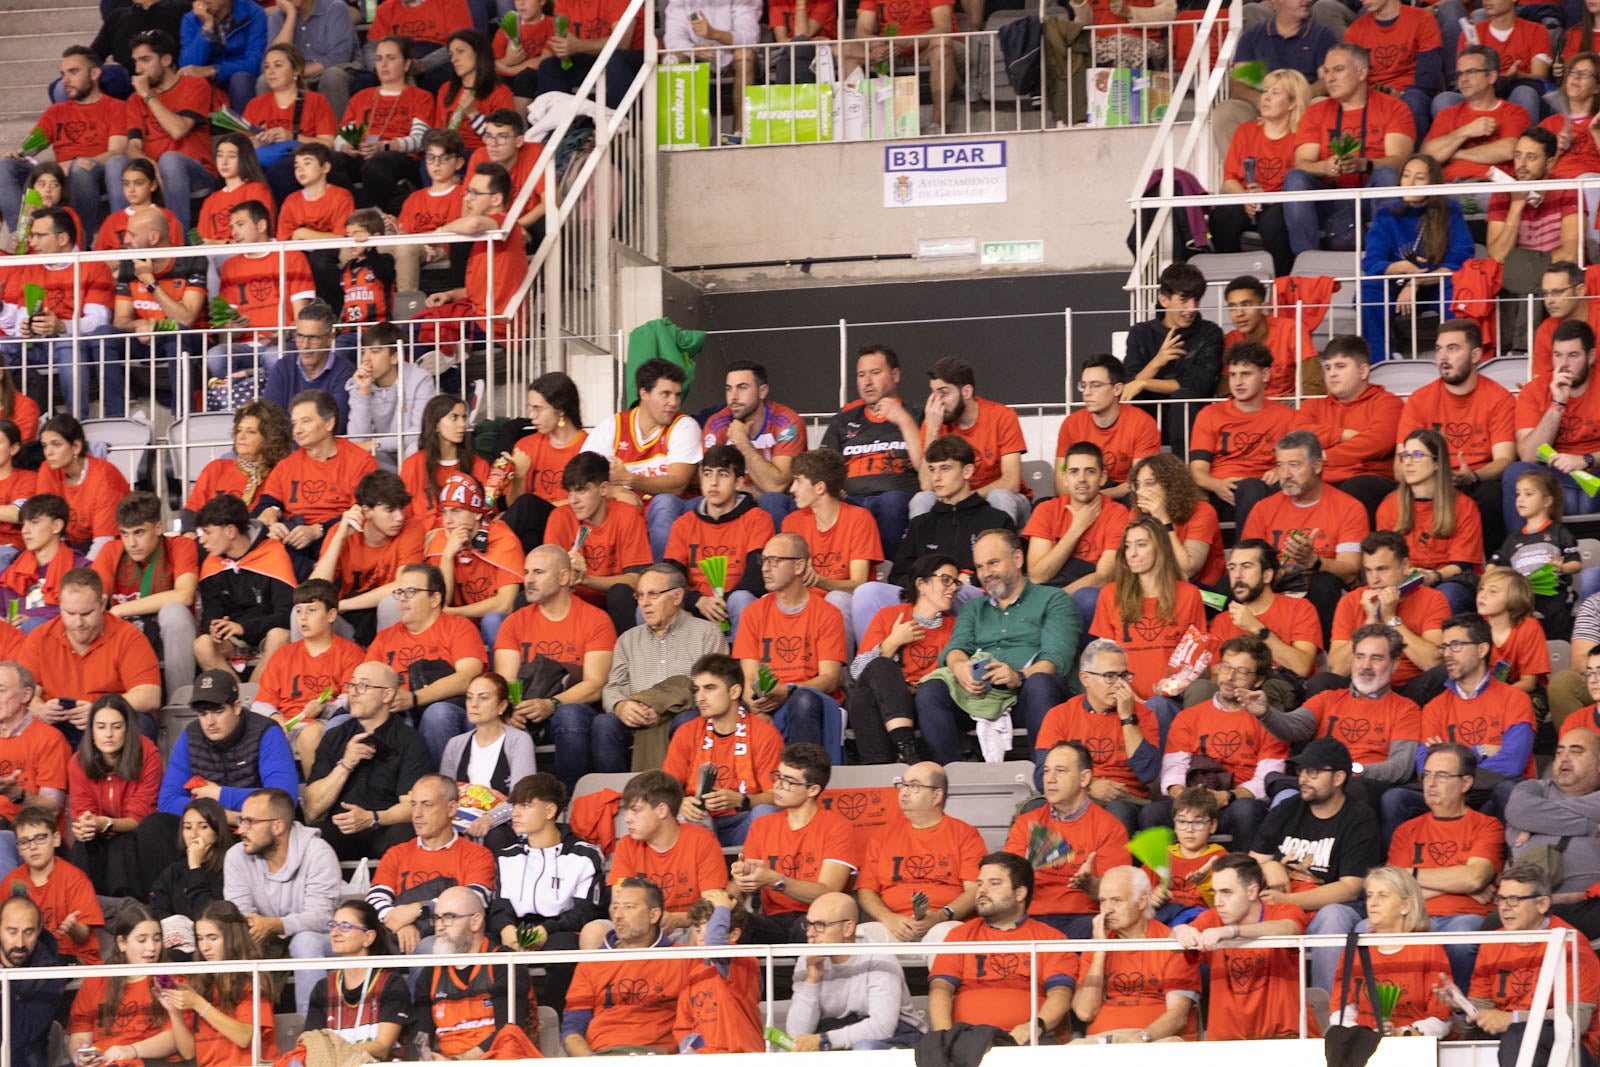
[1087,66,1138,127]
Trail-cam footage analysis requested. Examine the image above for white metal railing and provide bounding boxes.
[4,927,1580,1067]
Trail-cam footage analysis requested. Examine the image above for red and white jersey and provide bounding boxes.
[586,409,704,483]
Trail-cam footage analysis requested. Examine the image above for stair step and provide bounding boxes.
[0,8,99,37]
[0,33,96,67]
[0,56,69,87]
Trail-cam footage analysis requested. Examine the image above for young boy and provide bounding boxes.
[662,653,781,848]
[396,130,468,293]
[277,143,357,313]
[333,208,396,361]
[664,445,774,634]
[254,579,366,776]
[675,891,762,1054]
[345,321,438,473]
[310,469,424,644]
[1122,262,1226,451]
[423,474,524,647]
[0,495,87,632]
[92,491,200,696]
[780,449,881,654]
[1152,785,1226,927]
[545,451,652,636]
[5,805,103,964]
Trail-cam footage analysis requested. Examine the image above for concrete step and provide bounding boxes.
[0,33,96,67]
[0,56,71,88]
[0,8,99,38]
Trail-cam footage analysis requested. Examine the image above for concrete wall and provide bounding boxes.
[660,126,1170,280]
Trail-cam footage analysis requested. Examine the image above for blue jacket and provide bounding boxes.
[1361,199,1474,278]
[262,351,356,434]
[180,0,268,84]
[157,717,299,816]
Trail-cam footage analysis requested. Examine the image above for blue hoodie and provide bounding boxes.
[180,0,268,84]
[1360,197,1475,361]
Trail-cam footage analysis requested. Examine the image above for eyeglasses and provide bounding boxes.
[14,833,51,848]
[925,574,961,588]
[344,680,394,694]
[423,153,457,164]
[773,774,811,789]
[1584,669,1600,681]
[482,131,515,142]
[1571,69,1598,81]
[893,780,936,793]
[1082,669,1135,684]
[1216,665,1257,678]
[802,919,852,934]
[1493,893,1543,906]
[761,556,807,567]
[462,187,491,198]
[326,920,370,933]
[392,587,427,599]
[1436,640,1482,654]
[633,588,678,602]
[1396,450,1433,462]
[1540,286,1581,298]
[1420,770,1467,782]
[435,912,474,923]
[295,332,332,344]
[1174,818,1211,829]
[1455,66,1493,77]
[235,816,279,830]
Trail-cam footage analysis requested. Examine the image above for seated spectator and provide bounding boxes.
[145,797,227,954]
[1302,335,1405,523]
[464,109,545,236]
[1144,636,1288,847]
[790,892,926,1049]
[1319,530,1448,706]
[1286,42,1414,258]
[93,491,199,693]
[345,324,435,473]
[246,43,338,203]
[277,143,355,311]
[364,0,470,88]
[661,653,780,848]
[1533,261,1596,379]
[68,694,161,899]
[195,134,273,246]
[1222,274,1323,398]
[20,567,162,745]
[264,0,359,117]
[1345,0,1442,143]
[0,894,70,1067]
[418,886,529,1057]
[0,495,87,632]
[823,343,926,555]
[1502,728,1600,938]
[114,30,217,233]
[538,0,646,110]
[394,130,468,294]
[563,878,691,1055]
[1454,0,1551,123]
[332,212,395,357]
[1091,517,1206,720]
[1129,453,1225,585]
[700,360,805,527]
[609,771,727,934]
[1201,539,1322,706]
[1330,867,1453,1036]
[36,417,126,553]
[255,579,367,774]
[159,901,277,1066]
[1121,263,1224,452]
[546,449,652,637]
[424,475,522,646]
[929,853,1076,1042]
[846,554,961,766]
[303,660,433,861]
[1423,46,1528,178]
[111,207,207,415]
[494,0,555,105]
[593,563,723,783]
[366,771,494,953]
[1487,131,1578,302]
[193,494,294,681]
[1033,640,1160,831]
[913,357,1029,526]
[490,544,614,788]
[1376,429,1485,613]
[205,200,316,382]
[0,47,127,242]
[1477,566,1550,692]
[1170,854,1310,1040]
[1506,319,1600,529]
[1226,0,1333,134]
[1024,441,1131,619]
[916,529,1076,764]
[181,401,293,523]
[5,804,102,965]
[443,673,536,827]
[0,211,115,421]
[1216,67,1328,272]
[855,761,983,942]
[437,31,515,158]
[401,394,492,531]
[261,302,355,435]
[1056,353,1161,502]
[337,36,442,216]
[1491,469,1581,641]
[256,389,381,576]
[66,904,174,1062]
[179,0,268,112]
[1073,865,1201,1041]
[1190,340,1299,528]
[223,787,340,1016]
[674,892,764,1054]
[667,445,774,635]
[781,446,885,651]
[1153,787,1225,926]
[1007,740,1131,938]
[730,742,857,943]
[93,160,183,252]
[506,374,587,541]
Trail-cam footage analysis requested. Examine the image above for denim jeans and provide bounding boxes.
[845,490,913,559]
[1308,903,1362,991]
[1283,167,1400,256]
[645,493,693,561]
[0,326,121,418]
[698,805,778,847]
[556,704,699,790]
[0,157,107,242]
[204,341,282,382]
[108,152,213,232]
[914,673,1068,764]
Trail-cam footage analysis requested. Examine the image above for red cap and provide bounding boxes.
[438,474,488,515]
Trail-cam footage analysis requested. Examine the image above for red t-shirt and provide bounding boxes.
[1334,942,1453,1029]
[1332,585,1451,684]
[0,467,37,549]
[1543,113,1600,179]
[512,429,589,502]
[400,451,492,530]
[317,522,426,601]
[243,90,337,140]
[1388,808,1504,915]
[190,994,278,1067]
[545,501,652,607]
[1089,581,1207,699]
[1471,916,1600,1056]
[35,455,128,545]
[435,82,515,155]
[1345,7,1443,90]
[1165,699,1290,792]
[0,717,69,824]
[343,85,438,141]
[1492,615,1551,685]
[730,590,848,695]
[1293,94,1417,186]
[1188,904,1308,1040]
[1240,485,1372,564]
[277,184,357,242]
[400,183,467,235]
[124,75,215,172]
[255,635,366,721]
[1189,399,1299,480]
[368,0,472,44]
[1224,317,1318,398]
[1208,591,1324,652]
[1301,687,1423,767]
[93,205,183,252]
[493,15,557,60]
[740,807,859,915]
[1397,377,1517,469]
[424,522,523,607]
[2,262,114,337]
[1224,120,1299,193]
[660,711,783,815]
[1078,920,1201,1038]
[858,603,957,683]
[366,611,488,676]
[1374,493,1485,571]
[609,822,727,911]
[554,0,648,47]
[1424,99,1530,180]
[567,949,692,1053]
[197,182,276,245]
[463,210,527,315]
[1035,695,1160,797]
[855,0,949,35]
[1461,17,1551,73]
[1517,374,1600,455]
[9,859,103,964]
[1021,495,1131,566]
[1004,801,1130,915]
[18,614,161,706]
[667,505,776,598]
[782,504,884,579]
[1421,678,1537,776]
[69,975,166,1045]
[216,250,318,343]
[936,397,1027,492]
[493,597,616,665]
[857,813,985,913]
[766,0,838,37]
[1055,406,1161,487]
[1175,501,1226,587]
[929,918,1078,1038]
[39,94,129,164]
[259,440,379,525]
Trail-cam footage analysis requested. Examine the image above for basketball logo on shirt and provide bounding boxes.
[384,644,432,672]
[975,953,1022,980]
[813,551,843,575]
[57,121,90,148]
[1440,422,1478,453]
[1108,972,1147,1003]
[289,672,339,700]
[1499,968,1537,1002]
[769,636,805,665]
[1327,716,1371,747]
[292,479,330,504]
[826,791,870,822]
[1226,954,1265,994]
[459,575,495,602]
[1131,617,1168,643]
[903,643,939,677]
[1371,44,1404,77]
[897,853,937,880]
[1083,736,1117,767]
[1423,840,1460,866]
[247,278,276,304]
[1200,730,1244,760]
[689,989,719,1022]
[1449,718,1490,746]
[1254,157,1286,188]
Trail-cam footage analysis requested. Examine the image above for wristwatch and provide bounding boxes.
[819,1034,833,1051]
[1387,616,1403,629]
[941,905,956,920]
[1119,716,1138,727]
[1139,1030,1153,1043]
[773,877,788,894]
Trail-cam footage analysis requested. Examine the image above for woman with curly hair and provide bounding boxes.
[1126,452,1223,586]
[182,401,294,520]
[160,901,278,1067]
[68,903,175,1063]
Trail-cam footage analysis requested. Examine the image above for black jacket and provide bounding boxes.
[1124,315,1224,400]
[889,493,1014,582]
[147,858,225,922]
[6,930,70,1067]
[487,826,607,938]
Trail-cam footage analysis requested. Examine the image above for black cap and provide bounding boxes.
[1288,736,1353,774]
[191,669,239,708]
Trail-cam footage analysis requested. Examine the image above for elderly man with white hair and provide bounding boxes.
[1071,866,1201,1044]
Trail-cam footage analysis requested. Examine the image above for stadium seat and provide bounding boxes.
[1188,252,1275,329]
[1580,540,1600,572]
[275,1013,305,1052]
[1366,361,1439,395]
[1478,356,1529,392]
[165,412,238,500]
[1022,459,1055,500]
[1551,640,1571,675]
[538,1005,562,1057]
[943,760,1035,850]
[83,417,154,492]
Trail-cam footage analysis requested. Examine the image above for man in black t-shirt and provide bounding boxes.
[1248,737,1381,994]
[303,660,433,862]
[820,344,923,555]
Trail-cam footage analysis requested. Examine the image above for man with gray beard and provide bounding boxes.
[418,885,519,1059]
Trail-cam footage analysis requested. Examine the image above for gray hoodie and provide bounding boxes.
[347,361,438,471]
[223,822,344,939]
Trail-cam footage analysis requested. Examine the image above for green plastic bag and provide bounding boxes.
[743,83,834,145]
[657,63,711,149]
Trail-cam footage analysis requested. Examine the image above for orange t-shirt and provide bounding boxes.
[125,74,214,171]
[1189,399,1299,480]
[366,611,487,677]
[1079,920,1201,1038]
[371,834,496,900]
[424,522,523,607]
[434,82,515,155]
[1491,615,1551,686]
[1375,494,1484,572]
[929,917,1078,1038]
[936,397,1027,492]
[1534,304,1600,377]
[512,429,589,502]
[259,440,380,526]
[35,456,129,545]
[1224,318,1318,398]
[545,501,652,607]
[0,718,70,824]
[667,504,776,598]
[10,859,103,964]
[1166,844,1227,910]
[92,535,200,604]
[184,458,252,514]
[1516,374,1600,456]
[781,503,884,580]
[1223,120,1299,193]
[190,994,278,1067]
[660,711,783,814]
[859,603,957,683]
[254,635,366,721]
[1472,916,1600,1057]
[1332,585,1451,685]
[857,813,986,913]
[400,451,492,530]
[1055,407,1161,488]
[1188,904,1308,1040]
[399,183,468,236]
[1089,581,1207,699]
[608,823,727,912]
[1021,496,1131,565]
[1301,385,1406,483]
[1174,501,1226,586]
[1300,687,1423,767]
[69,975,166,1046]
[276,184,357,242]
[1335,942,1453,1029]
[567,945,693,1053]
[217,250,317,343]
[730,590,848,694]
[1398,377,1518,470]
[39,95,129,165]
[317,522,427,601]
[1004,800,1130,915]
[740,807,860,915]
[1421,679,1537,776]
[1035,696,1160,798]
[1,396,39,444]
[493,597,616,666]
[1388,808,1504,916]
[1424,98,1530,180]
[93,205,183,252]
[1345,7,1443,90]
[1241,485,1372,566]
[675,957,762,1054]
[244,90,337,140]
[197,182,276,244]
[1165,699,1291,791]
[1208,591,1323,651]
[19,613,161,706]
[1292,94,1417,186]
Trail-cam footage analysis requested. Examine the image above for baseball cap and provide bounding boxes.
[191,669,239,708]
[438,474,487,515]
[1287,736,1353,774]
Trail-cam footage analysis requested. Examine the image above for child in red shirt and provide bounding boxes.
[164,902,278,1067]
[666,446,776,632]
[9,805,104,965]
[0,494,87,630]
[673,894,763,1053]
[277,143,355,311]
[254,579,367,775]
[68,903,171,1060]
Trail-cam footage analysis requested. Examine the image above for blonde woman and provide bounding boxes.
[1332,866,1453,1037]
[1376,428,1484,613]
[1211,68,1312,277]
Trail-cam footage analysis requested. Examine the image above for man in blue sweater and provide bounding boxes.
[178,0,268,112]
[262,301,356,434]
